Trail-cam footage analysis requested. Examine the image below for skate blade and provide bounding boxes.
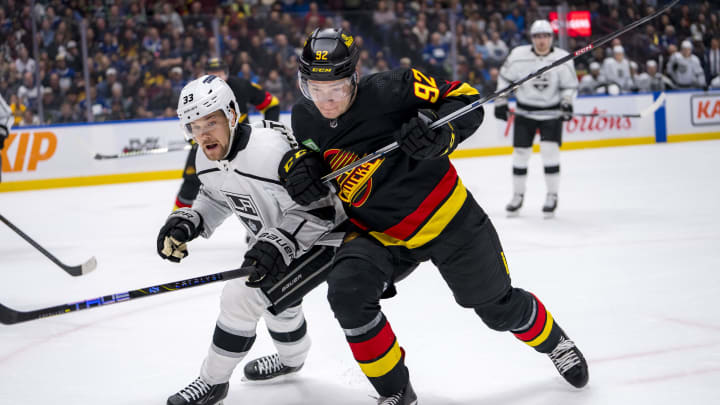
[240,372,299,384]
[543,211,555,219]
[506,210,520,218]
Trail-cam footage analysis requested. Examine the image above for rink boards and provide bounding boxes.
[1,90,719,192]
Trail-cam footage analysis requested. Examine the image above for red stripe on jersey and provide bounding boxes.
[514,295,547,341]
[348,321,397,362]
[442,81,461,98]
[255,92,273,111]
[350,218,369,231]
[382,164,459,241]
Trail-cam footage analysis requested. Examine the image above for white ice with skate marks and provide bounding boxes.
[1,140,719,404]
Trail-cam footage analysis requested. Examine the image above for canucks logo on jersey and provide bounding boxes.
[324,149,384,208]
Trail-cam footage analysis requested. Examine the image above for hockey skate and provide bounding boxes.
[505,193,524,217]
[167,377,228,405]
[547,330,589,388]
[377,381,418,405]
[542,193,558,219]
[243,353,303,381]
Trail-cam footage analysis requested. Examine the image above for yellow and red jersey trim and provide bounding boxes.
[255,91,279,112]
[370,164,467,249]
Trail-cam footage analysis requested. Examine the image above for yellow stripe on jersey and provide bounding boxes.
[370,180,467,249]
[445,82,479,98]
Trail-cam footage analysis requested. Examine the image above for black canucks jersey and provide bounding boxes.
[226,76,280,123]
[291,67,483,249]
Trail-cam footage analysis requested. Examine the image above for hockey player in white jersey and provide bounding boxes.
[668,40,706,89]
[602,45,634,93]
[579,61,607,95]
[157,75,346,405]
[634,60,674,92]
[0,95,13,182]
[494,19,578,218]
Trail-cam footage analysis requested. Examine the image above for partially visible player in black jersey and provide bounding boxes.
[173,58,281,210]
[279,28,588,404]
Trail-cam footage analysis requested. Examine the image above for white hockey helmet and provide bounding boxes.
[177,75,239,148]
[530,20,554,36]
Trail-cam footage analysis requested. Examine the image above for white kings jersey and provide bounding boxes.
[192,121,346,256]
[497,45,578,120]
[668,52,706,88]
[601,57,633,91]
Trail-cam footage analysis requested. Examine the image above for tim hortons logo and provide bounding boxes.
[324,149,384,207]
[503,107,633,137]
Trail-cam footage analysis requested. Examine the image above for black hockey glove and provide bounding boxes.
[395,109,456,160]
[278,148,330,206]
[0,124,8,147]
[244,228,296,289]
[560,102,573,122]
[494,103,509,121]
[156,208,203,263]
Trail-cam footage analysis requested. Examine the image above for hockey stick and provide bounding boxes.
[321,0,679,183]
[0,213,97,277]
[512,92,667,119]
[0,266,254,325]
[94,144,191,160]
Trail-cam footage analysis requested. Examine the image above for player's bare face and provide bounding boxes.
[307,78,354,119]
[532,34,552,55]
[190,110,230,161]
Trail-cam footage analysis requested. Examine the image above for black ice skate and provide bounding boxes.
[547,332,589,388]
[167,377,228,405]
[506,193,524,217]
[377,381,418,405]
[542,193,558,218]
[243,353,303,381]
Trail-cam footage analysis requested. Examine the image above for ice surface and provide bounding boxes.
[1,141,719,404]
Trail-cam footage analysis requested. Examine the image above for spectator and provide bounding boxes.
[8,94,25,126]
[17,72,40,109]
[486,31,509,67]
[704,37,720,84]
[19,108,40,126]
[15,46,36,76]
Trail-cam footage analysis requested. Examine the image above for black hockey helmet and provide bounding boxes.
[205,57,228,73]
[299,28,360,81]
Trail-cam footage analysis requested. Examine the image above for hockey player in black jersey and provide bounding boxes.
[173,57,281,210]
[280,28,589,404]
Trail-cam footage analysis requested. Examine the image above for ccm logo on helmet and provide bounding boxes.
[312,68,332,72]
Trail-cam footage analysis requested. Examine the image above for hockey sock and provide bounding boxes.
[512,147,532,195]
[201,321,256,384]
[540,141,560,194]
[345,313,408,397]
[511,293,563,353]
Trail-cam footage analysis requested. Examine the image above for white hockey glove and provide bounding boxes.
[156,208,204,263]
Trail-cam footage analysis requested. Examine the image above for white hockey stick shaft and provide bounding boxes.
[94,144,191,160]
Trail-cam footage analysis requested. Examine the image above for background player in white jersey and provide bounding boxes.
[668,40,706,89]
[494,19,578,218]
[579,62,607,95]
[157,75,345,405]
[0,95,13,183]
[635,60,674,92]
[602,45,634,93]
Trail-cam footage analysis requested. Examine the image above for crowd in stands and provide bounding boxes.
[1,0,719,127]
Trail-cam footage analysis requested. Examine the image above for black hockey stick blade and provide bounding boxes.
[94,144,191,160]
[0,266,254,325]
[0,213,97,277]
[320,0,679,183]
